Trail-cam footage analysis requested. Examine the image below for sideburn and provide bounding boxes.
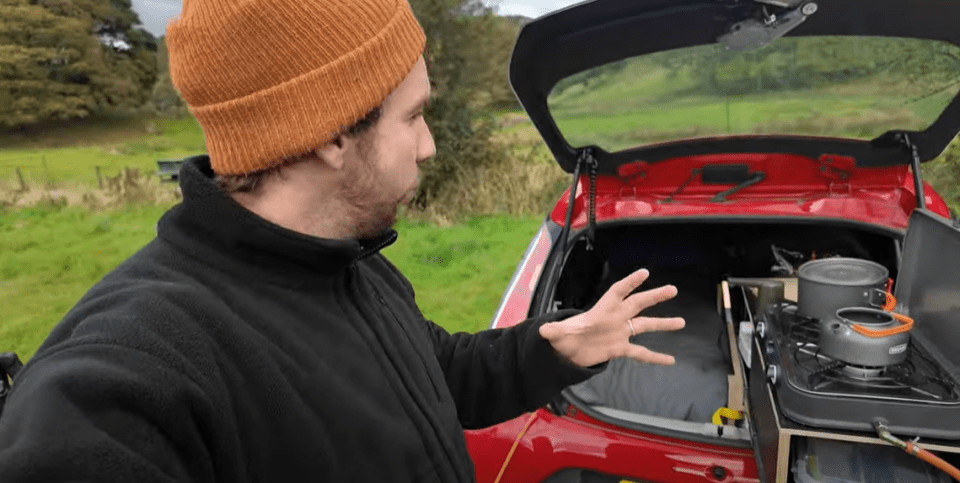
[340,131,380,208]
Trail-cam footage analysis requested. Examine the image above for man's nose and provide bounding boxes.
[418,121,436,163]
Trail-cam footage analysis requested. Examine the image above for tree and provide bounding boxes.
[407,0,513,211]
[144,36,187,118]
[0,0,157,129]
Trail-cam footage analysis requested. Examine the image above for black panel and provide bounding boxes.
[895,209,960,382]
[749,336,780,483]
[702,164,751,185]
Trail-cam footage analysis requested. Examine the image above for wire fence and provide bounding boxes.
[0,161,98,192]
[0,155,150,192]
[0,157,181,210]
[0,155,50,191]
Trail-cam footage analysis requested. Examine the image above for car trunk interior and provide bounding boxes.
[547,220,901,439]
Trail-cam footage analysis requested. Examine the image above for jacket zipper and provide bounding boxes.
[347,266,462,482]
[365,282,445,401]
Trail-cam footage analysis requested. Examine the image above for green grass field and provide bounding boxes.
[0,112,555,361]
[0,202,541,361]
[0,116,207,188]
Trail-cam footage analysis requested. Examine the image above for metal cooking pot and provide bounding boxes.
[819,307,913,367]
[797,258,889,321]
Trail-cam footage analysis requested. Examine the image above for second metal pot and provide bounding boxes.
[797,257,889,321]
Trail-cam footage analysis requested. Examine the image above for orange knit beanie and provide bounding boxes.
[165,0,426,175]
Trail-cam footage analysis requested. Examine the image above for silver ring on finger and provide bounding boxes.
[627,318,636,337]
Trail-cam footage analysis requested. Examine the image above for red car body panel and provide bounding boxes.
[550,154,949,231]
[467,152,952,483]
[467,409,761,483]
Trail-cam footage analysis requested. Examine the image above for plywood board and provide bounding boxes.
[721,281,746,413]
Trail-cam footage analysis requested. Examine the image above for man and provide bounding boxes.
[0,0,685,481]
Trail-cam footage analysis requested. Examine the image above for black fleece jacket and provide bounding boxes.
[0,155,605,483]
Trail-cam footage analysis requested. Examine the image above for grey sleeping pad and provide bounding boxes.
[570,273,729,423]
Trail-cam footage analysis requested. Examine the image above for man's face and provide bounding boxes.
[339,57,435,239]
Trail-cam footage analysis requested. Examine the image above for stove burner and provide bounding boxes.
[838,364,886,378]
[760,301,960,439]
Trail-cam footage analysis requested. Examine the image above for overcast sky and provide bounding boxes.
[130,0,583,38]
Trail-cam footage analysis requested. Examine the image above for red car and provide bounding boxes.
[465,0,960,482]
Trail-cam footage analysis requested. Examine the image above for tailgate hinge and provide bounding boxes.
[818,155,855,195]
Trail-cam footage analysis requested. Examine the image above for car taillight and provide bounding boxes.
[490,223,555,329]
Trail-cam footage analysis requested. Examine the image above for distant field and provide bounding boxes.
[550,79,953,152]
[0,204,541,361]
[547,37,960,152]
[0,116,206,189]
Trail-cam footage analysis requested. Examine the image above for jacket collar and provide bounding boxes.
[156,155,397,285]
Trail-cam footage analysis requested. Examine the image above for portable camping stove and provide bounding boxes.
[758,302,960,440]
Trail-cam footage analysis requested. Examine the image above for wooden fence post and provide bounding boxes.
[41,155,50,189]
[15,167,27,191]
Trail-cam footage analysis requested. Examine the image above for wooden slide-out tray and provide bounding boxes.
[747,336,960,483]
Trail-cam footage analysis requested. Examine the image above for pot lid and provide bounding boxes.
[509,0,960,174]
[798,258,889,286]
[894,209,960,381]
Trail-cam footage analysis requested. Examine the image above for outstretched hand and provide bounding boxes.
[539,268,686,368]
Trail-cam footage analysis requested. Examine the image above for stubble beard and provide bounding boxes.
[340,138,403,240]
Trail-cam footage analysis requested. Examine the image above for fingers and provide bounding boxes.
[625,344,676,366]
[629,316,686,334]
[624,284,678,315]
[607,268,650,301]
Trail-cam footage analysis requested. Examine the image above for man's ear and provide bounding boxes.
[313,135,349,171]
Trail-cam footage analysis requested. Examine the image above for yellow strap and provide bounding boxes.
[712,407,743,425]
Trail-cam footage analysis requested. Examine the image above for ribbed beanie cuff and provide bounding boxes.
[166,0,426,175]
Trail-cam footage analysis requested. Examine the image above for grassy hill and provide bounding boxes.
[548,37,960,153]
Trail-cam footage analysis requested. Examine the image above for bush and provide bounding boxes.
[407,0,529,220]
[923,135,960,216]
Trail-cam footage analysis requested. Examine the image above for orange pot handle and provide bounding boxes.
[882,291,897,311]
[852,292,915,338]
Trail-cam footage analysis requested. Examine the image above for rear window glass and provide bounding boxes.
[548,36,960,152]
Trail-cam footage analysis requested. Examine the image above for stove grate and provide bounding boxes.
[779,306,960,403]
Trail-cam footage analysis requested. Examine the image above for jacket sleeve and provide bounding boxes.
[0,343,216,483]
[420,310,608,430]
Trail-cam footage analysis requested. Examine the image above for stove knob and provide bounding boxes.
[756,322,766,339]
[767,364,779,385]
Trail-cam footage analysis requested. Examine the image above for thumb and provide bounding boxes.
[539,321,561,341]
